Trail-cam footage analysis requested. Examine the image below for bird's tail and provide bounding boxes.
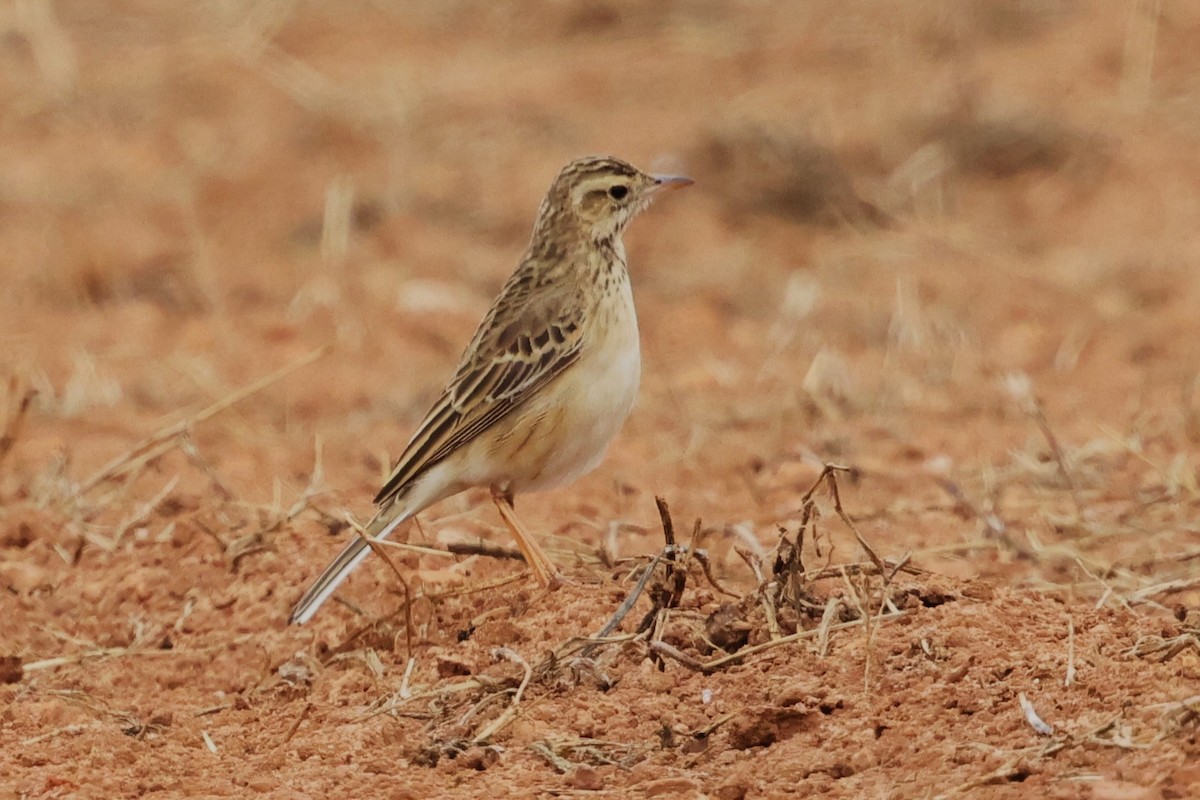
[289,501,411,625]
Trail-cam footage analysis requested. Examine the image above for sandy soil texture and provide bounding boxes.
[2,2,1200,798]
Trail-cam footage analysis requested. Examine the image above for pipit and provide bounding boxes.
[290,155,692,624]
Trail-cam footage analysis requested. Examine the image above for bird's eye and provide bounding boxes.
[608,185,628,200]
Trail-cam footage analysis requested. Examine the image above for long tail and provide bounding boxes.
[289,501,411,625]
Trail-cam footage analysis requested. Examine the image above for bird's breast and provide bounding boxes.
[509,278,641,492]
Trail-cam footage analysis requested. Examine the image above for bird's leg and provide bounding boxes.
[491,486,562,589]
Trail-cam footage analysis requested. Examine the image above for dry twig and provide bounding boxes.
[354,515,415,662]
[470,647,532,743]
[650,609,908,674]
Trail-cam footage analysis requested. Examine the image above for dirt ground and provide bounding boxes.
[3,1,1200,798]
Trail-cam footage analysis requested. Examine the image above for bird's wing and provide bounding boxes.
[373,270,585,505]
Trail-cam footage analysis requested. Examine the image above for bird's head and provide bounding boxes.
[537,155,692,243]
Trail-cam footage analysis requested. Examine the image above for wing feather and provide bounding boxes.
[373,277,584,505]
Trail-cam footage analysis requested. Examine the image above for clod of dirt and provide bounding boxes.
[726,705,814,750]
[569,766,604,791]
[0,655,23,684]
[961,579,997,601]
[894,584,958,609]
[705,602,752,652]
[774,682,832,709]
[716,783,750,800]
[276,655,315,692]
[435,654,473,677]
[412,744,442,769]
[1,521,34,549]
[640,777,705,797]
[148,712,173,728]
[0,561,50,595]
[457,746,500,771]
[1165,765,1200,799]
[471,619,520,647]
[943,660,971,684]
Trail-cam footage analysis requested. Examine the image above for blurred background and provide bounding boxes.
[2,0,1200,589]
[4,3,1200,794]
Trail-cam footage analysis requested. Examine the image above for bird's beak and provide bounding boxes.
[649,174,694,192]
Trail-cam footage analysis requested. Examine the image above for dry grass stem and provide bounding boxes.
[1128,632,1199,662]
[528,741,576,773]
[936,757,1028,798]
[585,548,670,649]
[446,541,524,560]
[815,597,843,657]
[398,656,416,700]
[23,635,257,674]
[371,539,463,558]
[21,724,92,747]
[355,517,415,662]
[357,677,491,722]
[78,345,329,494]
[280,702,313,747]
[650,610,909,674]
[1129,575,1200,604]
[529,736,645,772]
[1005,374,1084,516]
[1018,692,1054,735]
[178,436,236,501]
[470,646,532,743]
[330,573,525,660]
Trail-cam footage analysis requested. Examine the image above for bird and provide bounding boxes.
[289,155,692,624]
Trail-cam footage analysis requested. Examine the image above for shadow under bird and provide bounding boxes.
[290,155,692,624]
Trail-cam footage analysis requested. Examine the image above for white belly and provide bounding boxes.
[516,285,641,492]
